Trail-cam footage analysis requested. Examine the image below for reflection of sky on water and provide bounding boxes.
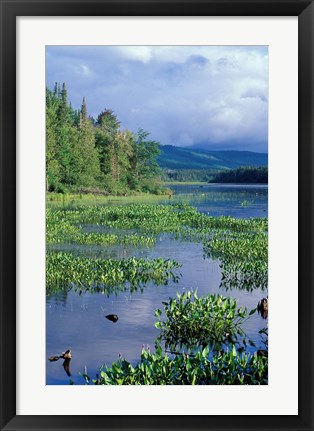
[46,184,268,385]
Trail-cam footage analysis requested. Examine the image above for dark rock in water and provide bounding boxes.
[105,314,119,323]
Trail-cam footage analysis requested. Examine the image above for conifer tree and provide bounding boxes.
[57,83,70,122]
[80,97,87,123]
[46,88,61,191]
[74,97,101,186]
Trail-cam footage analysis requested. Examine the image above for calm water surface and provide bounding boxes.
[46,184,268,384]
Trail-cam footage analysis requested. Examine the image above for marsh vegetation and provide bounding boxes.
[46,184,268,385]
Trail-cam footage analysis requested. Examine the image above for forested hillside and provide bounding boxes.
[157,145,268,170]
[46,83,163,195]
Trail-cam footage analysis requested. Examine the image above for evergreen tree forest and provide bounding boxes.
[209,166,268,184]
[164,169,217,182]
[46,83,163,195]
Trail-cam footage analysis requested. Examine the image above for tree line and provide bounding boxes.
[209,166,268,184]
[46,83,162,194]
[164,169,218,182]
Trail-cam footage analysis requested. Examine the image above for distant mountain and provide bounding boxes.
[157,145,268,170]
[187,140,268,154]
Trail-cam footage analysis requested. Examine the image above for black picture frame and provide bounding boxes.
[0,1,313,430]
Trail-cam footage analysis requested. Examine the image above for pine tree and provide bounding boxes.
[73,97,101,186]
[80,97,87,124]
[46,88,61,191]
[53,82,58,97]
[57,83,71,125]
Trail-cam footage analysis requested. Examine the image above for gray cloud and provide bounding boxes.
[46,46,268,152]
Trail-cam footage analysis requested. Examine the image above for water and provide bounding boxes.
[46,184,268,384]
[165,183,268,218]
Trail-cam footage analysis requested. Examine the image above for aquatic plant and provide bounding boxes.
[46,251,181,295]
[84,345,267,385]
[46,209,155,246]
[46,203,268,294]
[47,204,267,243]
[203,231,268,291]
[154,291,255,350]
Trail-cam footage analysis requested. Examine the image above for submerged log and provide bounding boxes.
[48,348,72,362]
[257,297,268,319]
[48,355,60,362]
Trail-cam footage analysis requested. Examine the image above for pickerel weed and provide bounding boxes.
[46,251,181,295]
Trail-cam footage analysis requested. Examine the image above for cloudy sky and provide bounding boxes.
[46,46,268,153]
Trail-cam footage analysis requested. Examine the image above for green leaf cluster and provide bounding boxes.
[46,208,155,247]
[46,251,181,295]
[154,291,252,350]
[204,230,268,291]
[89,346,267,385]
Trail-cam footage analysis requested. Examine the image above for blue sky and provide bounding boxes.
[46,46,268,153]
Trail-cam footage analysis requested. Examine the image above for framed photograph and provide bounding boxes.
[1,1,313,430]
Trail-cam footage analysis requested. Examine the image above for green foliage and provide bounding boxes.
[46,84,163,195]
[46,251,181,295]
[75,99,102,187]
[129,129,161,190]
[164,169,217,182]
[87,346,268,385]
[54,203,266,235]
[46,85,100,191]
[46,208,156,246]
[47,203,268,294]
[203,231,268,291]
[155,291,252,350]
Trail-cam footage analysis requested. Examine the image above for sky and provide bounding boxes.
[46,46,268,153]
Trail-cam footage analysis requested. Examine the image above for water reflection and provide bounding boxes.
[257,297,268,319]
[47,288,70,305]
[220,272,268,292]
[62,358,71,376]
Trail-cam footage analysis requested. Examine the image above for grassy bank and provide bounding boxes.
[161,181,208,186]
[46,191,173,208]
